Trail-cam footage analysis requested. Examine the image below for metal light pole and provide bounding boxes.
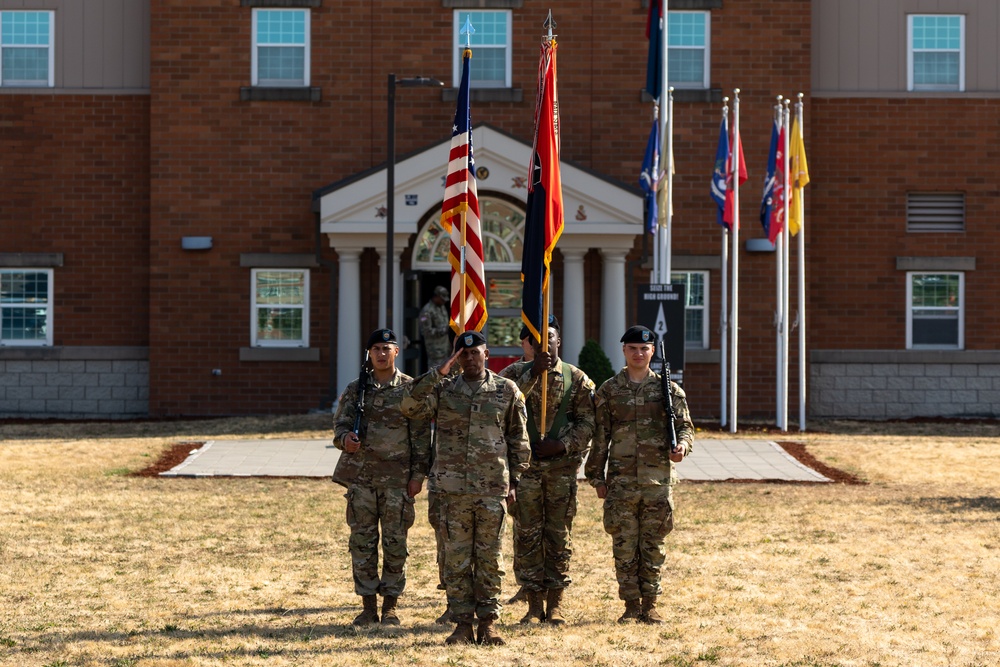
[385,74,443,330]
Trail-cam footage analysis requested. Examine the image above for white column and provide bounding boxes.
[561,248,587,366]
[336,246,364,399]
[600,249,627,367]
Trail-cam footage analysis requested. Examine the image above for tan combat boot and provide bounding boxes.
[476,614,506,646]
[380,595,400,626]
[545,588,566,626]
[444,619,475,645]
[434,605,452,625]
[507,585,528,604]
[617,598,642,624]
[641,596,664,624]
[352,594,379,626]
[519,590,545,624]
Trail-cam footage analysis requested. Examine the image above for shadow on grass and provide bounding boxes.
[913,495,1000,514]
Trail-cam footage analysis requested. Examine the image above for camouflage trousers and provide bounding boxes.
[427,491,446,588]
[344,485,416,597]
[514,467,579,591]
[440,493,507,621]
[602,481,674,601]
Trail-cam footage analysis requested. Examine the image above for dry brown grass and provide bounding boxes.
[2,415,999,666]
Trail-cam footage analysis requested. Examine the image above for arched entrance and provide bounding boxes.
[408,192,527,373]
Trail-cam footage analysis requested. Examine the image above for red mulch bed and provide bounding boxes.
[775,440,866,485]
[131,442,205,477]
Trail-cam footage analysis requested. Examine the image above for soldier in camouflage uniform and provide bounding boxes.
[585,325,694,625]
[333,328,431,627]
[419,285,452,370]
[401,330,530,646]
[502,319,595,626]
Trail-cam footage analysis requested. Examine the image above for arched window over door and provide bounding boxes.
[412,193,526,357]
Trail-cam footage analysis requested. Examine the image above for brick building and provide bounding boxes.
[2,0,999,421]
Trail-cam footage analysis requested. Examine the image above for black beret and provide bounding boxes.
[620,325,656,344]
[520,314,560,341]
[366,328,398,349]
[519,325,531,341]
[455,330,487,349]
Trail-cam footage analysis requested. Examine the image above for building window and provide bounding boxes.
[1,269,52,346]
[670,271,708,349]
[453,10,511,88]
[252,9,310,87]
[908,14,964,92]
[668,11,710,89]
[906,192,965,232]
[251,269,309,347]
[907,272,963,349]
[0,11,54,87]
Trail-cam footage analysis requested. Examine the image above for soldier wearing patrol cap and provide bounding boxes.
[585,324,694,624]
[419,285,452,370]
[401,330,530,646]
[333,328,431,626]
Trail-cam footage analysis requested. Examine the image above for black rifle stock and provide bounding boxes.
[658,341,679,453]
[351,351,370,437]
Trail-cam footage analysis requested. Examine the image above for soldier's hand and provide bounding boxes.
[438,344,463,376]
[532,437,566,459]
[407,480,423,498]
[530,350,555,377]
[343,432,361,454]
[595,483,608,499]
[669,442,686,463]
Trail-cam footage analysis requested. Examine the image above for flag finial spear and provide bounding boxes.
[461,15,475,49]
[544,9,556,41]
[722,96,729,115]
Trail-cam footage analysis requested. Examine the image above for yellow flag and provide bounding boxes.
[789,115,810,235]
[656,138,674,228]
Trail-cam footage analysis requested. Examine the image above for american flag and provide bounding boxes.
[441,48,487,333]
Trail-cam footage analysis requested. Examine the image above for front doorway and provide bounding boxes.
[408,192,528,374]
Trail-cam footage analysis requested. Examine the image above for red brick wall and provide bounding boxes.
[0,95,150,346]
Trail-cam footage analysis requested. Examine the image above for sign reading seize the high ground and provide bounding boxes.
[636,283,686,380]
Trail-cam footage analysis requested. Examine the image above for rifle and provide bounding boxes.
[351,351,371,438]
[657,340,679,454]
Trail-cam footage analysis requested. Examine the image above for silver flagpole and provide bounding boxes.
[719,97,729,428]
[662,87,674,284]
[659,2,670,283]
[774,98,784,429]
[796,92,808,432]
[780,98,791,432]
[730,89,741,434]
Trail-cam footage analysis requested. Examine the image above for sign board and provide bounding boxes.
[636,283,685,380]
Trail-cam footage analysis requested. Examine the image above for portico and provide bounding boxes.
[316,124,643,393]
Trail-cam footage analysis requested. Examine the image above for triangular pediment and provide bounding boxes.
[316,124,643,244]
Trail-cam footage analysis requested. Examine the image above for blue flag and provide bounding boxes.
[645,0,663,100]
[760,119,778,239]
[639,118,660,235]
[710,118,729,229]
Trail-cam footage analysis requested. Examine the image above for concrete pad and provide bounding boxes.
[160,438,831,482]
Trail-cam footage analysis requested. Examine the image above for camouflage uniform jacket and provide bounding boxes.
[332,369,431,488]
[504,359,596,473]
[400,369,530,497]
[585,367,694,487]
[418,300,451,362]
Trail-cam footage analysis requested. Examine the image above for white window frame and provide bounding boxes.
[452,9,512,89]
[0,10,55,88]
[670,270,709,350]
[667,10,710,90]
[251,268,310,348]
[907,14,965,92]
[251,8,310,87]
[906,272,964,350]
[1,268,53,346]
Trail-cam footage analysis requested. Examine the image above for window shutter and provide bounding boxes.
[907,193,965,232]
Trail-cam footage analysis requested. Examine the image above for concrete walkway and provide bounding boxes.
[160,438,832,483]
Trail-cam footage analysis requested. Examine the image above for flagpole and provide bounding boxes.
[539,11,558,431]
[729,89,741,434]
[796,92,807,432]
[651,103,660,282]
[774,98,784,430]
[779,98,791,432]
[662,87,674,284]
[719,98,729,429]
[660,1,670,283]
